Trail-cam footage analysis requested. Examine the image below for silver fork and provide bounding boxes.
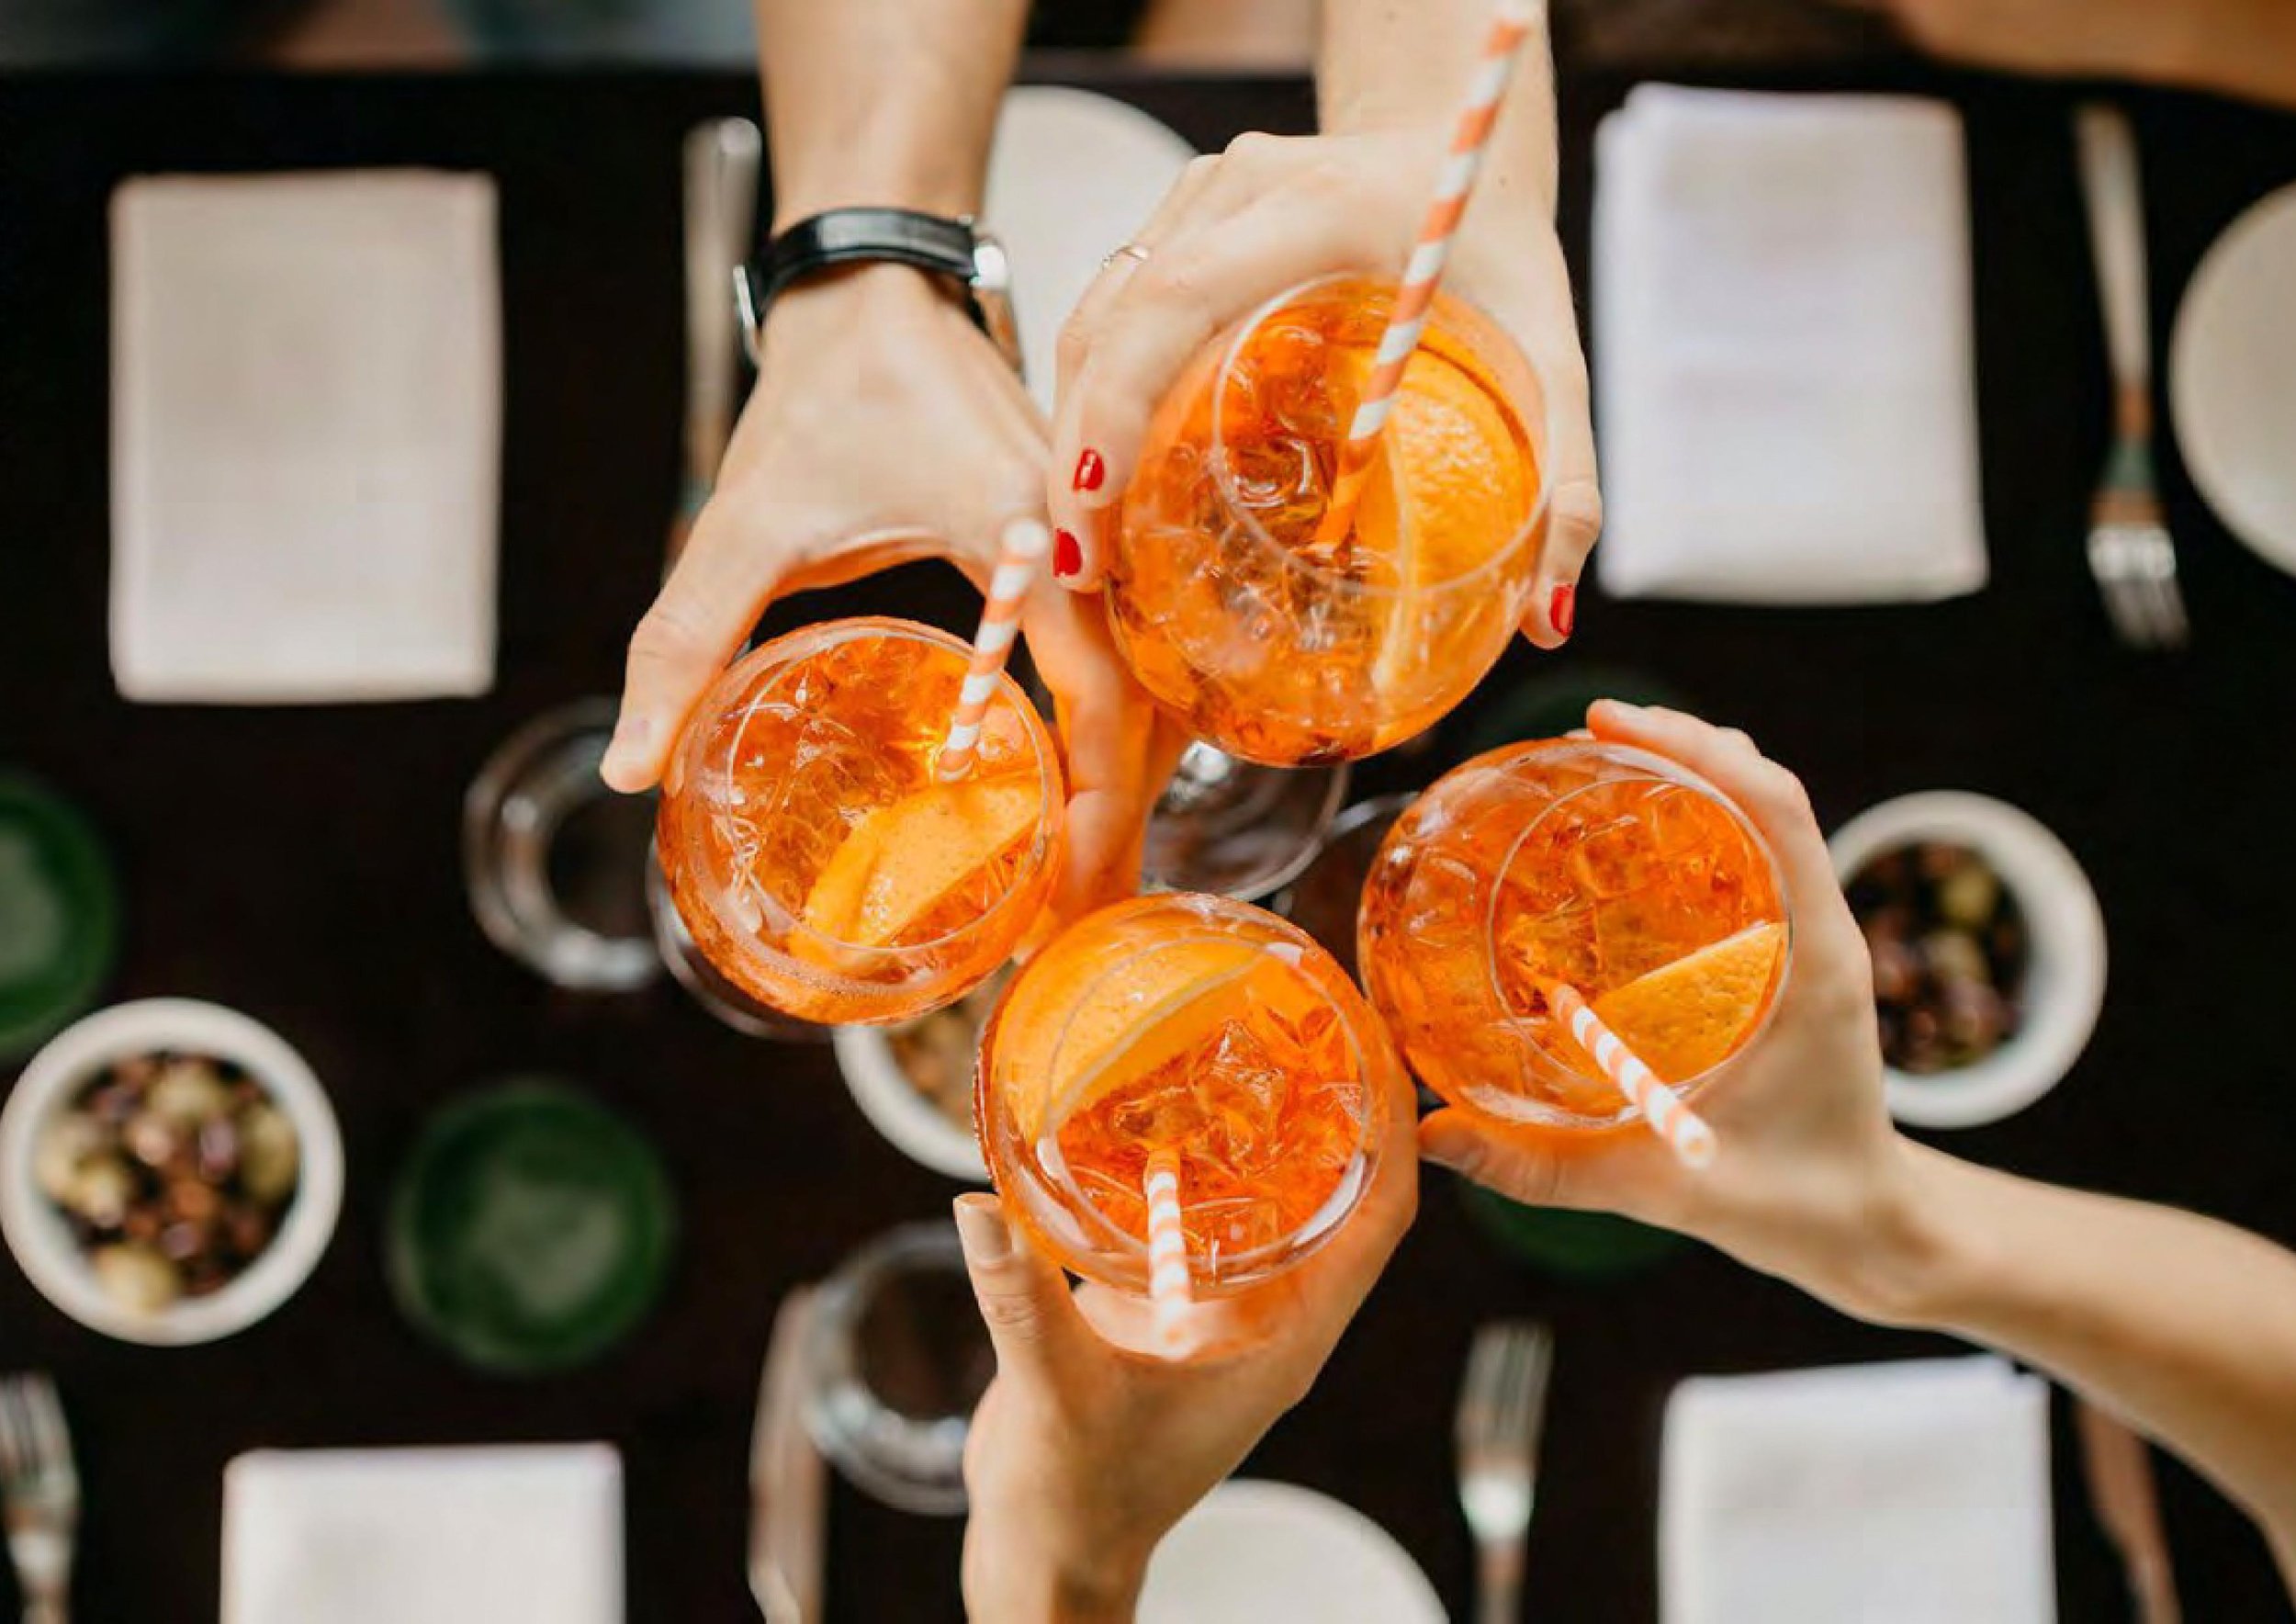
[2076,104,2189,651]
[0,1375,78,1624]
[1456,1322,1554,1624]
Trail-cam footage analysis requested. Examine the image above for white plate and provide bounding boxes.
[2170,182,2296,575]
[1828,795,2107,1131]
[984,86,1199,415]
[0,998,343,1344]
[831,1024,988,1184]
[1139,1480,1446,1624]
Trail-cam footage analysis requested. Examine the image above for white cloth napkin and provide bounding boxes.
[1593,86,1987,603]
[982,86,1198,415]
[1660,1356,2054,1624]
[110,170,501,702]
[221,1444,623,1624]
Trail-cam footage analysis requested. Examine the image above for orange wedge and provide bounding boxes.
[799,776,1041,953]
[1010,940,1327,1142]
[1361,355,1534,701]
[1588,921,1786,1083]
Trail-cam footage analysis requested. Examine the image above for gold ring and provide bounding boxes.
[1100,242,1153,270]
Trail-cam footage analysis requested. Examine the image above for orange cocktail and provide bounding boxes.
[1358,739,1789,1128]
[656,617,1063,1027]
[977,894,1386,1297]
[1108,275,1545,767]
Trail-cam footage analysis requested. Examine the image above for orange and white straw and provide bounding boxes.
[938,515,1052,781]
[1142,1149,1195,1355]
[1547,982,1718,1169]
[1315,0,1541,546]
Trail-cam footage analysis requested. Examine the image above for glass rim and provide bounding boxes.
[1478,738,1795,1109]
[1003,902,1379,1280]
[1204,272,1551,603]
[692,615,1064,963]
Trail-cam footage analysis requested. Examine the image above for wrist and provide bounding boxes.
[1807,1141,1981,1330]
[1319,0,1550,137]
[962,1512,1150,1624]
[758,260,963,351]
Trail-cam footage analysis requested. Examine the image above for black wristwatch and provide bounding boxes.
[737,207,1022,375]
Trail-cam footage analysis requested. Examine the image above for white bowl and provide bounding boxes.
[0,998,344,1344]
[832,1025,988,1184]
[1828,794,2108,1130]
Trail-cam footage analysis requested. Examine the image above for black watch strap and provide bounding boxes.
[748,207,983,321]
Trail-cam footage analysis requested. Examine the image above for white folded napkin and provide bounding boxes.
[222,1444,623,1624]
[110,170,501,702]
[1661,1356,2054,1624]
[982,86,1199,415]
[1593,86,1987,603]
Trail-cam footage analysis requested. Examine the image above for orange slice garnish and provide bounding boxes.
[799,775,1041,953]
[1587,921,1786,1083]
[1360,354,1535,701]
[1009,940,1327,1142]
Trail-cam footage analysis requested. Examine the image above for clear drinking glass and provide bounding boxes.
[655,617,1064,1027]
[1108,275,1548,767]
[1358,739,1791,1128]
[976,893,1388,1299]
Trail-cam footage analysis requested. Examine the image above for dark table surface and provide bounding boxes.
[5,50,2296,1624]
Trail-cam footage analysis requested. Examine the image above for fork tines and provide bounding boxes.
[1457,1320,1554,1474]
[0,1373,75,1494]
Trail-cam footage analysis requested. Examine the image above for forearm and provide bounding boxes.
[2167,0,2296,111]
[1864,1145,2296,1582]
[756,0,1027,229]
[1315,0,1557,217]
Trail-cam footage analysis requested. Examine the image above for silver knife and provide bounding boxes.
[673,118,762,571]
[749,1286,826,1624]
[2076,1397,2180,1624]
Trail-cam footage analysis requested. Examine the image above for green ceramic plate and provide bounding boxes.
[388,1082,676,1375]
[1460,1179,1688,1280]
[0,776,118,1065]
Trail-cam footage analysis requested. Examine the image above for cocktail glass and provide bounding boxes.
[1358,739,1790,1128]
[1140,743,1349,903]
[655,616,1064,1027]
[1108,274,1547,767]
[975,893,1388,1300]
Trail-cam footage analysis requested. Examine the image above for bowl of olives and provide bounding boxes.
[0,998,343,1344]
[1829,794,2107,1131]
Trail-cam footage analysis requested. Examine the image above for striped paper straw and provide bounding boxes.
[1142,1148,1195,1355]
[1313,0,1541,547]
[938,515,1053,781]
[1546,982,1719,1169]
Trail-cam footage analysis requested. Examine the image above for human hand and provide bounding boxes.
[599,265,1178,917]
[1043,127,1599,648]
[1419,701,1927,1320]
[951,1051,1418,1623]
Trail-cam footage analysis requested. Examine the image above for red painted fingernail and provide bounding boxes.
[1073,448,1106,492]
[1052,528,1083,579]
[1549,583,1577,639]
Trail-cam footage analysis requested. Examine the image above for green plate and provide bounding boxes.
[0,776,118,1064]
[1460,1179,1689,1280]
[388,1082,676,1375]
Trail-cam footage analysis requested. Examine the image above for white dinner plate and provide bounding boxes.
[2169,181,2296,576]
[1138,1480,1446,1624]
[984,86,1199,415]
